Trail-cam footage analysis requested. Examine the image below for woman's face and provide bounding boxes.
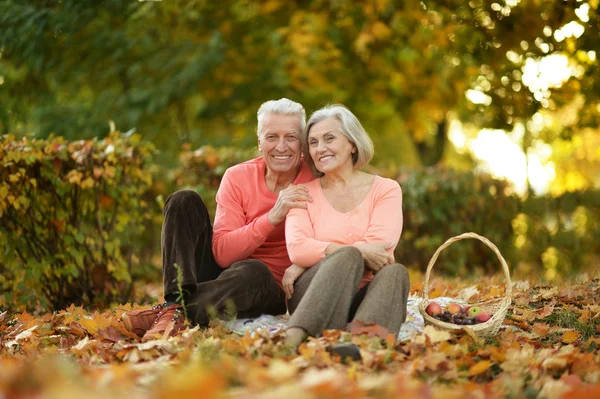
[307,118,356,175]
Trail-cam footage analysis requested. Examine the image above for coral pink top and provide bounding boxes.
[212,157,314,287]
[285,176,403,288]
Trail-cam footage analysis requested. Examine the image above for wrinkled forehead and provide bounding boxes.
[260,114,303,136]
[307,118,340,138]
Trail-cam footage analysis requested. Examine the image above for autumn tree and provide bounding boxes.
[0,0,598,169]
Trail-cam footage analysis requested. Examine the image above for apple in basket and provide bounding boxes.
[476,312,492,323]
[425,302,442,316]
[468,306,482,317]
[446,303,463,315]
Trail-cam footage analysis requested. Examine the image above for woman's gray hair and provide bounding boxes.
[304,104,374,175]
[257,98,306,136]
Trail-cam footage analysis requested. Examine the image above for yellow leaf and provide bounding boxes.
[80,177,95,189]
[419,325,452,344]
[561,330,581,344]
[67,170,82,184]
[104,166,116,179]
[371,21,392,40]
[468,360,492,376]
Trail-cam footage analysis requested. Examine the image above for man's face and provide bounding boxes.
[258,114,303,175]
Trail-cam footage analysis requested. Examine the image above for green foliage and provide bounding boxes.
[396,166,600,278]
[169,145,259,220]
[0,132,155,310]
[515,190,600,279]
[1,0,598,167]
[396,167,520,275]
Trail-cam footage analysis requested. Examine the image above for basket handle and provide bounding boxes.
[422,232,512,300]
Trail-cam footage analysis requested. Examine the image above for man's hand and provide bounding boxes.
[353,242,394,272]
[282,264,307,300]
[267,184,312,226]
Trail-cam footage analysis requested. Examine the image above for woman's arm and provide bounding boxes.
[353,181,403,250]
[352,180,403,270]
[285,207,332,267]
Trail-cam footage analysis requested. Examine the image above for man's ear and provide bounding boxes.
[257,136,263,152]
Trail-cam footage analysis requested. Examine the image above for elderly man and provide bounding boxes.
[122,99,314,340]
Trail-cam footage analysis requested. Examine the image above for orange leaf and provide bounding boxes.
[347,320,391,339]
[561,330,581,344]
[16,311,36,328]
[533,323,550,337]
[537,303,555,319]
[578,310,591,324]
[468,360,492,376]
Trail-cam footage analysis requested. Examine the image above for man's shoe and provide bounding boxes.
[121,303,166,337]
[142,304,185,341]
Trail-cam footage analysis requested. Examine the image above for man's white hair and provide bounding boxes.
[257,98,306,136]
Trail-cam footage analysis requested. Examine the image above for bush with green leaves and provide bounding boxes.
[168,144,259,221]
[0,132,155,311]
[396,166,600,278]
[395,167,520,275]
[515,191,600,279]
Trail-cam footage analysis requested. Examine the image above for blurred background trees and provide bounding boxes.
[1,0,598,179]
[1,0,599,308]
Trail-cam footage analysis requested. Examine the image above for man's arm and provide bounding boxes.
[212,170,312,268]
[212,170,275,268]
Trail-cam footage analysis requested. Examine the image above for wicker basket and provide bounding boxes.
[418,232,513,338]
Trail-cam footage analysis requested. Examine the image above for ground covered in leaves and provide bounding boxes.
[2,274,600,399]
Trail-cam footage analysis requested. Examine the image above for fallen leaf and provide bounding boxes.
[347,320,392,339]
[542,356,569,372]
[532,323,550,337]
[418,325,452,344]
[536,303,555,319]
[98,326,126,342]
[577,310,591,324]
[561,331,581,344]
[468,360,492,376]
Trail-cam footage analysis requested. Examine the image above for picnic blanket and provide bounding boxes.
[224,296,466,341]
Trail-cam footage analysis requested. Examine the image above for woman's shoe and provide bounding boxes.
[326,343,362,361]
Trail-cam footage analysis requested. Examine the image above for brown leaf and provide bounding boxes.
[98,326,126,342]
[515,296,531,307]
[532,323,551,337]
[68,322,87,338]
[536,303,555,319]
[542,287,559,299]
[347,320,392,339]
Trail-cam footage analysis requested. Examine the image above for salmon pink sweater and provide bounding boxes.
[212,157,314,286]
[285,176,403,288]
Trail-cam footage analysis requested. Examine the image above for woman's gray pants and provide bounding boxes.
[287,247,410,337]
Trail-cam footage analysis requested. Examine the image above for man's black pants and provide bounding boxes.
[161,190,286,325]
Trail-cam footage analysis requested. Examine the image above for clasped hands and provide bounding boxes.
[353,242,395,273]
[282,243,394,300]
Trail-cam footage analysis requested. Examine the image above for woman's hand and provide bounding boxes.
[353,242,394,272]
[282,264,307,299]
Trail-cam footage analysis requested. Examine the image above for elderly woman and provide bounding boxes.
[283,104,410,349]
